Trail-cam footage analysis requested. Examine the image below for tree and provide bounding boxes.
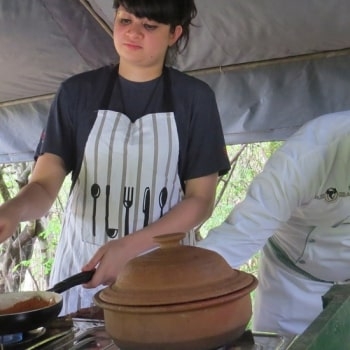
[0,162,63,292]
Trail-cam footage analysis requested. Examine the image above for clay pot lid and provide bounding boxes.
[99,232,256,306]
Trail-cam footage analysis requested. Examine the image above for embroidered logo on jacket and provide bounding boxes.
[315,187,350,202]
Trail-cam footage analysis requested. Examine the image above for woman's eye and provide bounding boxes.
[143,23,158,31]
[118,18,131,25]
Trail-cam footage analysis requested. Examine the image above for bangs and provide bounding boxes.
[113,0,180,25]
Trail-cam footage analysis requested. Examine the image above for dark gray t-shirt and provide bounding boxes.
[36,65,230,188]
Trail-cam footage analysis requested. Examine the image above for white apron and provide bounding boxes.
[50,70,194,314]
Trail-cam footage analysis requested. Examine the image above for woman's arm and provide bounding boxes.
[83,172,218,287]
[0,153,66,243]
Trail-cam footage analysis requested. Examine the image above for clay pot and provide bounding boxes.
[94,232,258,350]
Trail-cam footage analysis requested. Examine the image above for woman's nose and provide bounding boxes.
[126,22,144,38]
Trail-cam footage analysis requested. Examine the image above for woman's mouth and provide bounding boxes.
[124,42,142,50]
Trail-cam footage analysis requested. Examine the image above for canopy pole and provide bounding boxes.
[80,0,113,38]
[187,47,350,76]
[0,94,55,108]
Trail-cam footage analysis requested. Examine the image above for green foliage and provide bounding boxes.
[40,217,60,241]
[13,259,30,272]
[38,216,62,274]
[34,178,71,276]
[201,141,282,239]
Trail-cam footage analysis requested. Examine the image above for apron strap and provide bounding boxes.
[162,67,172,111]
[103,65,173,113]
[70,65,117,191]
[100,65,119,110]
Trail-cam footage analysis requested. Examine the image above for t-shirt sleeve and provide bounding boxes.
[35,66,113,181]
[180,82,230,180]
[35,83,75,173]
[197,142,320,267]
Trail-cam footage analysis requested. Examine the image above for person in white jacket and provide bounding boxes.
[197,110,350,336]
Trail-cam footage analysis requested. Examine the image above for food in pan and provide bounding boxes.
[0,295,55,315]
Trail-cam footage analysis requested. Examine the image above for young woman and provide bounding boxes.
[0,0,229,314]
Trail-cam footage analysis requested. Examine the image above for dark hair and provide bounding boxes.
[113,0,197,53]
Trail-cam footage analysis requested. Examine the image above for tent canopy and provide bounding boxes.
[1,0,350,163]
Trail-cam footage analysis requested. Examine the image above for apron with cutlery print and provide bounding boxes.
[51,68,195,314]
[81,107,183,243]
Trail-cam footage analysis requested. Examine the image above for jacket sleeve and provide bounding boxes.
[197,140,323,267]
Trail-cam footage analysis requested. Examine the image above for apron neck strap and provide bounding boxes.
[99,65,173,112]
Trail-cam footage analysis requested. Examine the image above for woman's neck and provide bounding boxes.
[118,61,164,82]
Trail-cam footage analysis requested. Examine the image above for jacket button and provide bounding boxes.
[298,260,306,264]
[309,239,316,243]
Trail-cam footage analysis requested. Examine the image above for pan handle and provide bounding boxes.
[47,270,95,294]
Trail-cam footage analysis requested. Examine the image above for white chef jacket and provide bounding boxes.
[197,110,350,335]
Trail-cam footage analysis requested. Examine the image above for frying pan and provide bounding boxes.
[0,270,95,335]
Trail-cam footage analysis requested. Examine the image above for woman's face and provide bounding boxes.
[114,6,182,70]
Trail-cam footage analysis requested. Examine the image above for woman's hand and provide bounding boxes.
[82,172,219,288]
[0,154,66,243]
[0,203,21,243]
[82,236,138,287]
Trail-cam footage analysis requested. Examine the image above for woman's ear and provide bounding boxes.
[169,25,183,47]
